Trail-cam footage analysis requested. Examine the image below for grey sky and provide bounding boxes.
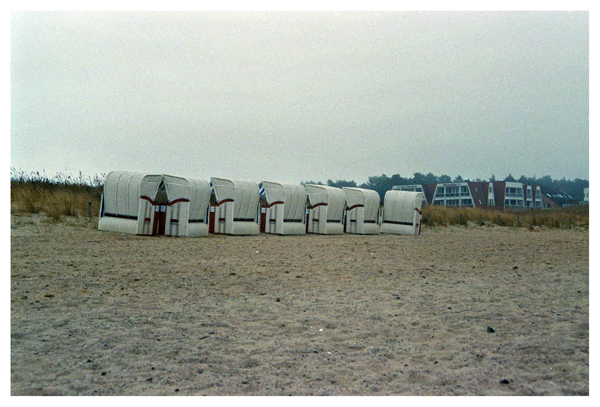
[11,10,589,185]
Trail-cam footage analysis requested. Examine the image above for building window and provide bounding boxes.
[446,187,459,197]
[504,199,525,207]
[506,188,523,199]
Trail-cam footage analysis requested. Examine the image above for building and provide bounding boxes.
[393,181,545,210]
[541,187,580,208]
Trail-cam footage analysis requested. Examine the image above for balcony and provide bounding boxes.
[505,193,524,199]
[436,191,471,198]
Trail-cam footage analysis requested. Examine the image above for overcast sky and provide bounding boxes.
[10,10,589,185]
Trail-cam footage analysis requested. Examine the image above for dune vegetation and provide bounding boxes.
[10,169,103,221]
[421,204,588,229]
[10,168,588,229]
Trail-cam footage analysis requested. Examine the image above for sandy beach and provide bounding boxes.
[10,215,589,396]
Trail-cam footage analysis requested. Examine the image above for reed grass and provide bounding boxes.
[421,205,589,229]
[11,168,589,230]
[10,169,103,221]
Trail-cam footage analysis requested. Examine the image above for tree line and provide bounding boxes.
[302,172,589,202]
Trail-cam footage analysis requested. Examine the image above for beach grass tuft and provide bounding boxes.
[421,204,588,229]
[11,168,589,229]
[10,168,104,220]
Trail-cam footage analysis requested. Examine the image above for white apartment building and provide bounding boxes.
[392,181,544,209]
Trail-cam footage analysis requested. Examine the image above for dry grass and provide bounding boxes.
[10,169,103,221]
[10,169,588,230]
[422,205,589,229]
[11,183,102,221]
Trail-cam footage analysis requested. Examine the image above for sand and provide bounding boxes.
[10,214,589,396]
